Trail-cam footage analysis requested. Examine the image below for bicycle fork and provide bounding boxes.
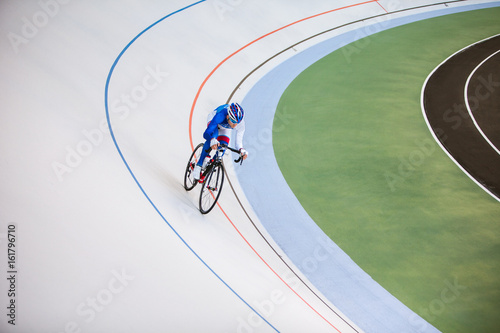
[204,164,220,191]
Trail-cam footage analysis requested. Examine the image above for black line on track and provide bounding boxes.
[219,1,471,331]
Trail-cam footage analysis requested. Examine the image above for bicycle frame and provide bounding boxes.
[204,144,242,171]
[184,143,243,214]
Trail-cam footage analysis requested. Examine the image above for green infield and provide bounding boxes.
[273,7,500,333]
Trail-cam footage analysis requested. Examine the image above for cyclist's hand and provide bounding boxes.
[239,148,248,160]
[210,138,219,150]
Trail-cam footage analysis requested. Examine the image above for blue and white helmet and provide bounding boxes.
[228,103,244,124]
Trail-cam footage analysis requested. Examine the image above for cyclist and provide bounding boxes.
[193,103,248,181]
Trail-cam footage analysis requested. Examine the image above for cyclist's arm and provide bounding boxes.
[234,120,245,151]
[203,110,226,141]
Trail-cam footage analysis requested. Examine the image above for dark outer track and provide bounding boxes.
[467,50,500,151]
[423,34,500,200]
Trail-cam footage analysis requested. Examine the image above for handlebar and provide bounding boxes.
[205,144,244,164]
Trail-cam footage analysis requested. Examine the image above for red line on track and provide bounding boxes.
[215,202,343,332]
[376,1,388,13]
[188,0,377,150]
[188,2,380,331]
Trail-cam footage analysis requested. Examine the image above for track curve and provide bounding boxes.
[466,49,500,154]
[422,34,500,200]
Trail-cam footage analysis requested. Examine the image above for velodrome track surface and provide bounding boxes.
[1,1,498,332]
[422,34,500,201]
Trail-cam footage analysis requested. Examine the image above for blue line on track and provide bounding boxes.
[103,1,279,331]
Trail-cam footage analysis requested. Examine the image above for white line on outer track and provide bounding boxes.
[464,49,500,155]
[421,33,500,203]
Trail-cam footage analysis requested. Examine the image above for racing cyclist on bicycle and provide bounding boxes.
[192,103,248,181]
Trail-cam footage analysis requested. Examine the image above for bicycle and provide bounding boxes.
[184,143,244,214]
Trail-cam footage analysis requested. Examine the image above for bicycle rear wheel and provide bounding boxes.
[184,143,204,191]
[199,162,225,214]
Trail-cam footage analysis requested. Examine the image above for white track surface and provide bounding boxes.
[0,1,497,332]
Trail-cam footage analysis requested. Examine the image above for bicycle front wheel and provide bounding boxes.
[184,143,204,191]
[199,162,225,214]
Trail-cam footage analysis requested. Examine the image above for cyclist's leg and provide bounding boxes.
[197,131,229,167]
[197,110,219,167]
[196,140,212,167]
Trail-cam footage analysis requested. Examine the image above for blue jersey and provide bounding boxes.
[196,104,246,167]
[203,104,245,147]
[203,104,232,141]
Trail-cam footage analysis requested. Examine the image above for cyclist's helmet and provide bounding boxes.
[228,103,244,124]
